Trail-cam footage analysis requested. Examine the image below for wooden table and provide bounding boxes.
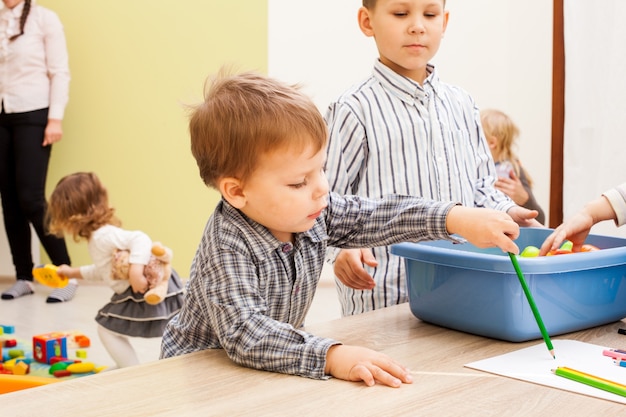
[3,303,626,416]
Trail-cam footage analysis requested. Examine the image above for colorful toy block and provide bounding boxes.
[12,361,29,375]
[32,333,67,364]
[1,325,14,334]
[3,339,17,348]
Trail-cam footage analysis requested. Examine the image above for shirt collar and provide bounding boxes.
[372,59,440,104]
[2,1,26,18]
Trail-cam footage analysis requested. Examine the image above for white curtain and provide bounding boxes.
[563,0,626,237]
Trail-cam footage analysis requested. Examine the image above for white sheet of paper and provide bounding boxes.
[465,339,626,404]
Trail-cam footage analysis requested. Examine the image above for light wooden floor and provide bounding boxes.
[0,264,341,369]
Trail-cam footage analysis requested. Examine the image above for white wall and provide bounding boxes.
[563,0,626,238]
[269,0,553,223]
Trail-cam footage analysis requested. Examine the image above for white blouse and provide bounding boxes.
[0,1,70,119]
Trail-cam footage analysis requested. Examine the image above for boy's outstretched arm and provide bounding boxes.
[334,205,521,291]
[325,345,413,388]
[446,206,520,254]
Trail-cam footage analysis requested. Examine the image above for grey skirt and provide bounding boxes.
[95,270,185,338]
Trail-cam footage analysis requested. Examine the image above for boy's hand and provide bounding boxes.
[333,249,377,290]
[446,206,520,254]
[325,345,412,388]
[506,205,543,227]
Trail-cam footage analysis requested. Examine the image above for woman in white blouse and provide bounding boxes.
[0,0,75,302]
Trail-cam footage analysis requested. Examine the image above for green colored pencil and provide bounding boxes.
[508,252,555,359]
[553,366,626,397]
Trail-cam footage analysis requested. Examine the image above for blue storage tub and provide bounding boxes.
[390,227,626,342]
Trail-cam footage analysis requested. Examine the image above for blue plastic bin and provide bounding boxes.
[390,227,626,342]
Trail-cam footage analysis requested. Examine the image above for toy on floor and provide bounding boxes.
[0,326,104,394]
[32,264,69,288]
[111,242,173,305]
[33,332,68,364]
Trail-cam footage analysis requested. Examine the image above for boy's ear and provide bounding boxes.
[358,7,374,37]
[442,10,450,35]
[219,177,246,209]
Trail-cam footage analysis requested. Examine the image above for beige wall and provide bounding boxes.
[39,0,268,276]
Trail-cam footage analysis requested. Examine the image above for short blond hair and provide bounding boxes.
[189,69,328,189]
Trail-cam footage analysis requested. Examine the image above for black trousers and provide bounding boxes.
[0,106,70,280]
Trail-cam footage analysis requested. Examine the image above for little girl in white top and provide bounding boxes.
[47,171,184,368]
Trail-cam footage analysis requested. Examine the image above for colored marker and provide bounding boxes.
[603,348,626,361]
[553,366,626,397]
[508,252,555,359]
[614,360,626,368]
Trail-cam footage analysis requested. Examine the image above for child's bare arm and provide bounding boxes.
[128,263,149,293]
[56,265,83,279]
[324,345,413,388]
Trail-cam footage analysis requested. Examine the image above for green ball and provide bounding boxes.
[520,245,540,257]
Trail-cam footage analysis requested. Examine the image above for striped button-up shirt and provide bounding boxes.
[161,193,458,380]
[324,59,514,316]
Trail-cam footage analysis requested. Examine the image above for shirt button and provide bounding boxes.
[281,242,293,253]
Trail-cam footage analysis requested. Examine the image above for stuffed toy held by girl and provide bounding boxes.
[111,242,173,305]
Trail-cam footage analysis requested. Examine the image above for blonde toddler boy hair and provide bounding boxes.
[189,69,328,190]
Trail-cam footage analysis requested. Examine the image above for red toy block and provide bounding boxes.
[3,339,17,348]
[32,333,68,364]
[75,335,91,348]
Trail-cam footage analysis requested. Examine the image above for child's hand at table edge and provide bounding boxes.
[325,345,413,388]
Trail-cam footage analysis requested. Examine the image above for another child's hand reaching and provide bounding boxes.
[128,263,149,294]
[325,345,412,388]
[539,213,593,256]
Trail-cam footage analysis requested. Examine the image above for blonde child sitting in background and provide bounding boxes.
[481,108,546,225]
[47,172,184,368]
